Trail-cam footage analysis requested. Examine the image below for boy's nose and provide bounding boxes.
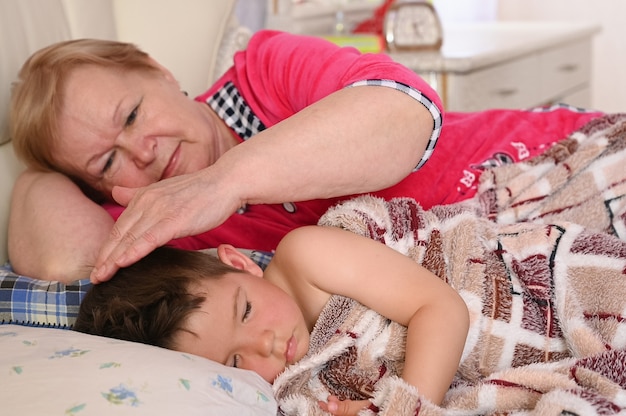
[248,330,274,357]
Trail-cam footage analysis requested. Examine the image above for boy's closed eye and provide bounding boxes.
[230,288,252,368]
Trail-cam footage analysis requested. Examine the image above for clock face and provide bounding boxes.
[396,7,439,45]
[385,2,443,51]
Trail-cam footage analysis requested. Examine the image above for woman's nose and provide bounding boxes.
[119,133,156,167]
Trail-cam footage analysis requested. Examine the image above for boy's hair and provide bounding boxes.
[73,246,245,350]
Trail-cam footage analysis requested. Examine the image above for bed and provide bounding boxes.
[2,1,626,416]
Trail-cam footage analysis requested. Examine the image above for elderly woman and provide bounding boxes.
[8,30,599,283]
[9,30,441,283]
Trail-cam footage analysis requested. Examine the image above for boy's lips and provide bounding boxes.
[285,335,297,364]
[160,144,181,180]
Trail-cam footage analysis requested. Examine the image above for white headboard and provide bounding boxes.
[0,0,249,264]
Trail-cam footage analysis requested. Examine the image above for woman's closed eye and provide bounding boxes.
[125,104,139,127]
[102,150,116,174]
[101,102,140,175]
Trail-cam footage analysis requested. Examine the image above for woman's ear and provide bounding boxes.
[216,244,264,277]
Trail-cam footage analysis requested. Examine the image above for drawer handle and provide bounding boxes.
[494,88,518,97]
[558,64,579,72]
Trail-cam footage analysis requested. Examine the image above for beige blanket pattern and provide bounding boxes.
[478,112,626,238]
[272,114,626,415]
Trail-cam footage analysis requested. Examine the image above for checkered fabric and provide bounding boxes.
[528,102,599,113]
[0,265,89,328]
[206,81,266,140]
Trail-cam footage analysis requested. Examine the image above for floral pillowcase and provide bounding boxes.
[0,324,277,415]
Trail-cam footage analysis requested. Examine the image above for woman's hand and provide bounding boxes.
[318,395,372,416]
[90,168,241,283]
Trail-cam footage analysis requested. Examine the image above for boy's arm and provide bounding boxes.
[273,225,469,406]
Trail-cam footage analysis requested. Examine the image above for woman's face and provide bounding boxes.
[55,64,235,197]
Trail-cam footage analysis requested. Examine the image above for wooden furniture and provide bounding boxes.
[388,22,600,111]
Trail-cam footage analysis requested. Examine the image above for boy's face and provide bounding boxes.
[174,271,310,383]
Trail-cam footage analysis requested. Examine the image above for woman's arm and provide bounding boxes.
[9,169,114,282]
[231,85,435,202]
[272,226,470,406]
[91,84,435,282]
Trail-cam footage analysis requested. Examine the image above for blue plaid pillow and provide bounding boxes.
[0,264,89,328]
[0,250,274,329]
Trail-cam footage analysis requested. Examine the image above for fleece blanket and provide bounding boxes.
[272,113,626,415]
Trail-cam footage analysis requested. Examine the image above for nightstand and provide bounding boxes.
[388,22,600,111]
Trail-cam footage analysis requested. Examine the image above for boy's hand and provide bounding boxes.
[318,395,372,415]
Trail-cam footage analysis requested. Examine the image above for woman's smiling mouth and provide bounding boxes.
[160,144,181,180]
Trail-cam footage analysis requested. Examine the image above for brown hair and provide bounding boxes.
[10,38,158,173]
[73,247,245,350]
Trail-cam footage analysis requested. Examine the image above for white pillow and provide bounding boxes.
[0,324,277,415]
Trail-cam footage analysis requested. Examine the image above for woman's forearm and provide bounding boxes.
[213,85,435,206]
[9,170,114,282]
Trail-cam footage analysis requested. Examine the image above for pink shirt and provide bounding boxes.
[104,31,602,252]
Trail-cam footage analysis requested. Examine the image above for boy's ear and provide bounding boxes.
[216,244,264,277]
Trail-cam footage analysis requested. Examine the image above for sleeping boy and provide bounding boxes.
[74,208,468,415]
[74,190,626,416]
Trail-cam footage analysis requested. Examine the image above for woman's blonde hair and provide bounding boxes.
[10,38,159,172]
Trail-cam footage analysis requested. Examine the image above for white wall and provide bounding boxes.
[236,0,267,32]
[433,0,497,23]
[497,0,626,112]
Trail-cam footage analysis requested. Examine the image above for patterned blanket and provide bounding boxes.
[272,114,626,415]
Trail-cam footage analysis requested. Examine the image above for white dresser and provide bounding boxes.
[388,22,600,111]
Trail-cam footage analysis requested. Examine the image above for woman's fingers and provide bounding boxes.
[90,180,206,282]
[110,184,139,207]
[90,200,171,283]
[90,171,240,283]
